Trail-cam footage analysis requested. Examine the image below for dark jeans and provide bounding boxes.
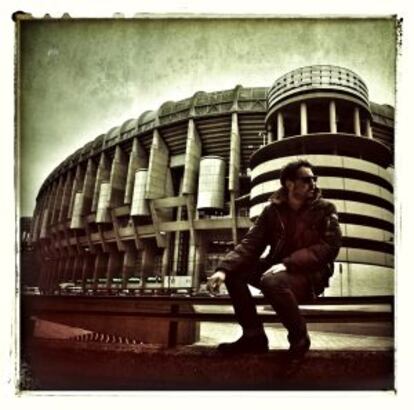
[224,260,313,342]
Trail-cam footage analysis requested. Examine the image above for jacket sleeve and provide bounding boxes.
[282,202,342,272]
[215,205,271,275]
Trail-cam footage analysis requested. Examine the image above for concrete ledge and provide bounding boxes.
[21,339,394,390]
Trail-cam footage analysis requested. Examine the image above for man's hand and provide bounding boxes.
[263,263,287,275]
[207,270,226,295]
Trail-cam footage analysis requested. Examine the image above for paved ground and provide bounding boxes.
[197,322,393,351]
[195,305,394,351]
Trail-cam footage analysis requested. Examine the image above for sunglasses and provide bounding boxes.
[296,176,318,183]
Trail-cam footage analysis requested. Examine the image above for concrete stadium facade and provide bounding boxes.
[30,65,394,296]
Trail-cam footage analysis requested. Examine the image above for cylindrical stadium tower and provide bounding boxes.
[29,65,394,296]
[251,65,394,296]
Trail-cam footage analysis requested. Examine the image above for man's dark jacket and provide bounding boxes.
[216,187,342,295]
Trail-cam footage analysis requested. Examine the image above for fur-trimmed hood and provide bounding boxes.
[268,186,322,206]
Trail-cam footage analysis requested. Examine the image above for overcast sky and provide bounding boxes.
[18,17,397,216]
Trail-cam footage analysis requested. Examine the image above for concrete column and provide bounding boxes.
[300,102,308,135]
[353,107,361,136]
[51,176,64,225]
[68,165,85,220]
[187,238,196,285]
[193,238,206,292]
[141,241,156,284]
[121,248,138,289]
[172,178,184,274]
[230,191,238,245]
[229,112,240,193]
[92,252,107,291]
[366,118,373,138]
[329,100,337,133]
[106,251,123,289]
[146,129,169,199]
[71,256,83,284]
[81,158,97,215]
[277,112,284,140]
[124,138,148,204]
[109,145,128,208]
[182,119,202,195]
[92,153,110,212]
[58,171,73,222]
[161,237,172,280]
[266,129,274,144]
[81,254,94,290]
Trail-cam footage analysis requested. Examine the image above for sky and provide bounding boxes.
[18,17,397,216]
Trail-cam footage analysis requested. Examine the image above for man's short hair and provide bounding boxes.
[280,159,313,188]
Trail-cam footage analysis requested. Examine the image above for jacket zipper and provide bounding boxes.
[272,209,286,261]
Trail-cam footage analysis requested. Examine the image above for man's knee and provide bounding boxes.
[259,270,289,292]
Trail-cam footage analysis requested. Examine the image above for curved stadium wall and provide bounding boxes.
[30,65,394,296]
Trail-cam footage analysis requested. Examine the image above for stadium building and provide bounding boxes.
[29,65,394,296]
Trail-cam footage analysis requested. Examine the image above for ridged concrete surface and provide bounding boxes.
[21,338,393,391]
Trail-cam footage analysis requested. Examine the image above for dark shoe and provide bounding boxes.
[288,333,311,359]
[218,333,269,354]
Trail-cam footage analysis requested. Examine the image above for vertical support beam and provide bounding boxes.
[300,102,308,135]
[130,217,144,250]
[68,164,85,220]
[194,236,206,291]
[106,250,123,289]
[185,194,199,291]
[121,245,138,289]
[182,119,202,195]
[82,158,97,215]
[50,176,64,225]
[229,112,240,245]
[149,201,167,248]
[131,169,150,217]
[277,112,284,140]
[229,112,240,193]
[58,171,73,222]
[39,185,54,239]
[366,118,373,139]
[92,152,110,212]
[81,254,94,290]
[62,226,74,259]
[141,241,157,286]
[39,208,50,240]
[172,179,184,275]
[92,253,100,291]
[96,182,111,223]
[56,256,65,285]
[71,255,81,284]
[266,125,274,144]
[31,201,42,243]
[353,106,361,136]
[110,209,125,252]
[83,218,96,253]
[329,100,337,134]
[73,229,82,254]
[124,138,148,204]
[230,191,238,245]
[97,224,108,253]
[70,192,85,229]
[46,180,59,227]
[109,145,128,209]
[146,128,170,248]
[161,235,172,279]
[145,129,169,200]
